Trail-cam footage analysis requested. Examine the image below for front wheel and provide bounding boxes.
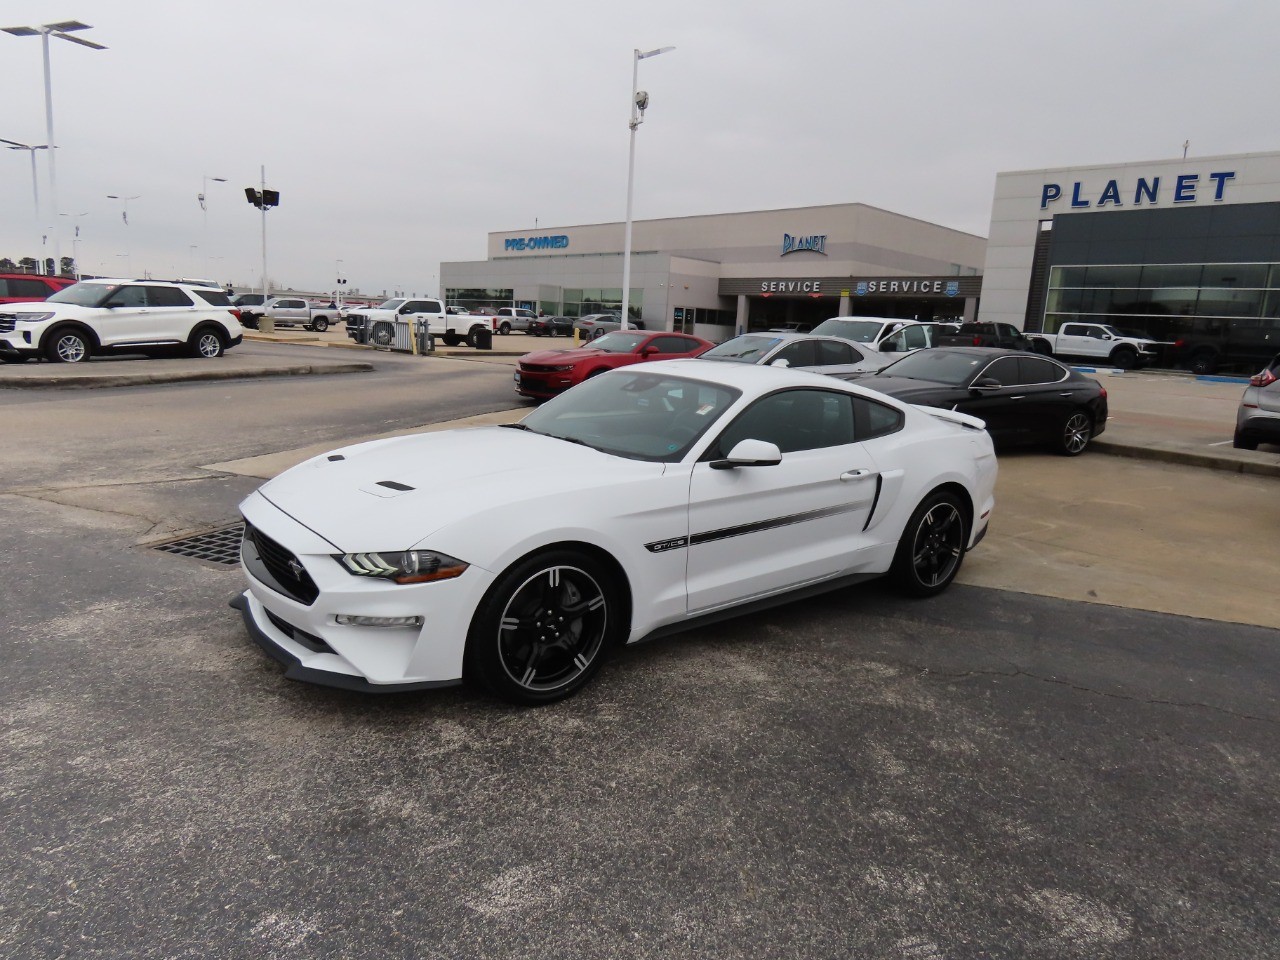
[1029,338,1052,356]
[890,491,968,597]
[465,549,620,705]
[45,327,92,364]
[1059,410,1092,456]
[1110,347,1137,370]
[312,317,329,333]
[1189,350,1217,376]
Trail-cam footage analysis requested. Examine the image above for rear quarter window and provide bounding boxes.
[192,289,232,306]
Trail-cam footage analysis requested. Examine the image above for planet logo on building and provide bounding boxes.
[855,282,868,296]
[945,281,960,297]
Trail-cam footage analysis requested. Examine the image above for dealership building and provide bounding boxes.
[980,149,1280,364]
[441,203,985,341]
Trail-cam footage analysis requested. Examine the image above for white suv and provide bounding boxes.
[0,279,244,364]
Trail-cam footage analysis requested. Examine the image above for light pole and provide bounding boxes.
[620,44,674,331]
[1,20,106,276]
[199,174,226,277]
[107,193,140,225]
[60,211,88,278]
[1,138,49,271]
[244,167,280,302]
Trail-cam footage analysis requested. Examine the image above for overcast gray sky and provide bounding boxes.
[2,0,1275,298]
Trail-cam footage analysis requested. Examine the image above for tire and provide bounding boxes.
[499,322,511,336]
[0,354,30,364]
[1189,350,1217,376]
[442,334,461,347]
[1233,430,1259,451]
[44,326,92,364]
[890,491,968,598]
[1029,338,1052,356]
[1059,410,1093,456]
[189,326,225,359]
[465,549,620,705]
[1110,347,1137,370]
[312,317,329,333]
[370,322,394,347]
[241,316,259,330]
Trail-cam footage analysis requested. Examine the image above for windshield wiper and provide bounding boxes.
[551,434,599,451]
[499,423,533,431]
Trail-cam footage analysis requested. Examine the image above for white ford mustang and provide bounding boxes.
[232,359,997,704]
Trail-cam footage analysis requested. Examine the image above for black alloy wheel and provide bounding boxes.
[467,550,618,705]
[891,491,968,597]
[1189,350,1217,376]
[1110,348,1137,370]
[1059,410,1092,456]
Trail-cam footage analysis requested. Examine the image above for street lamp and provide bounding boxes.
[199,175,226,277]
[244,166,280,302]
[1,20,107,276]
[1,137,50,271]
[107,193,140,225]
[620,44,674,331]
[335,259,346,310]
[60,211,88,278]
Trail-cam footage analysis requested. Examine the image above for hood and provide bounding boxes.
[521,346,609,364]
[257,425,660,552]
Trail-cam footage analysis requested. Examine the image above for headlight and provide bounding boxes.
[550,364,575,372]
[13,312,55,323]
[336,550,469,585]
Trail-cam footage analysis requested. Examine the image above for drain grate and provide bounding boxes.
[152,523,245,566]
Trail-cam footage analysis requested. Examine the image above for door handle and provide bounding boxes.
[840,469,876,481]
[1059,392,1074,397]
[1009,395,1024,400]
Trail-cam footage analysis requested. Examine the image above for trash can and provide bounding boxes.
[473,326,493,350]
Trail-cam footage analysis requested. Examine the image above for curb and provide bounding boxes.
[0,362,374,390]
[1092,437,1280,478]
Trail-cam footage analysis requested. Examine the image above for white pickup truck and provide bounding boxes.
[259,296,342,333]
[1025,321,1162,369]
[348,297,495,347]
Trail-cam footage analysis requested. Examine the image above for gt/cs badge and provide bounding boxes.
[645,536,689,554]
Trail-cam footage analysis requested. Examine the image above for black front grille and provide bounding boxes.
[243,522,320,605]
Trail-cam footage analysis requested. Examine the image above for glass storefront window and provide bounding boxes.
[1140,264,1203,288]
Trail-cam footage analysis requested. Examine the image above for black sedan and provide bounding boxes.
[527,316,575,337]
[840,347,1107,455]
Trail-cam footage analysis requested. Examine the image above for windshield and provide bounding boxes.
[519,370,741,462]
[376,298,406,311]
[700,335,782,364]
[810,318,887,343]
[46,282,115,307]
[877,349,988,385]
[589,332,647,353]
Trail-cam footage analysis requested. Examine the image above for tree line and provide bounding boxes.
[1,257,77,277]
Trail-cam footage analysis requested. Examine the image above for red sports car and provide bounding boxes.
[515,330,712,400]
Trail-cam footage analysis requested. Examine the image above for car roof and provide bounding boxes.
[640,357,873,393]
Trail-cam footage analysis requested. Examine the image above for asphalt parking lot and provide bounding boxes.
[2,340,1277,959]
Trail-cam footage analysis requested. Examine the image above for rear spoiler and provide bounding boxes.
[913,404,987,432]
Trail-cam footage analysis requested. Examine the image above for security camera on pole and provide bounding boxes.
[620,44,673,332]
[244,167,280,332]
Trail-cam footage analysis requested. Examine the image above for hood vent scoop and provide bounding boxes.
[327,454,345,461]
[377,480,415,491]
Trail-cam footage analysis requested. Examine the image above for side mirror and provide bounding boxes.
[641,345,659,356]
[1102,333,1113,340]
[710,438,783,470]
[769,357,790,367]
[971,377,1002,392]
[399,306,411,314]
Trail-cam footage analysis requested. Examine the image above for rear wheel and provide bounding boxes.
[189,326,225,358]
[312,317,329,333]
[442,334,461,347]
[890,491,968,597]
[1059,410,1092,456]
[45,327,92,363]
[1233,430,1259,451]
[465,549,620,705]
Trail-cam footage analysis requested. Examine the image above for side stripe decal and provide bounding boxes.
[644,501,864,553]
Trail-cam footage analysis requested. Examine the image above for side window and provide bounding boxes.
[815,340,854,365]
[9,278,53,298]
[145,286,194,307]
[853,395,905,440]
[772,340,817,367]
[980,356,1023,386]
[1084,326,1104,339]
[424,301,443,314]
[1017,356,1067,384]
[902,325,928,350]
[104,286,148,308]
[192,289,231,306]
[1060,324,1081,337]
[709,389,855,457]
[652,336,697,354]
